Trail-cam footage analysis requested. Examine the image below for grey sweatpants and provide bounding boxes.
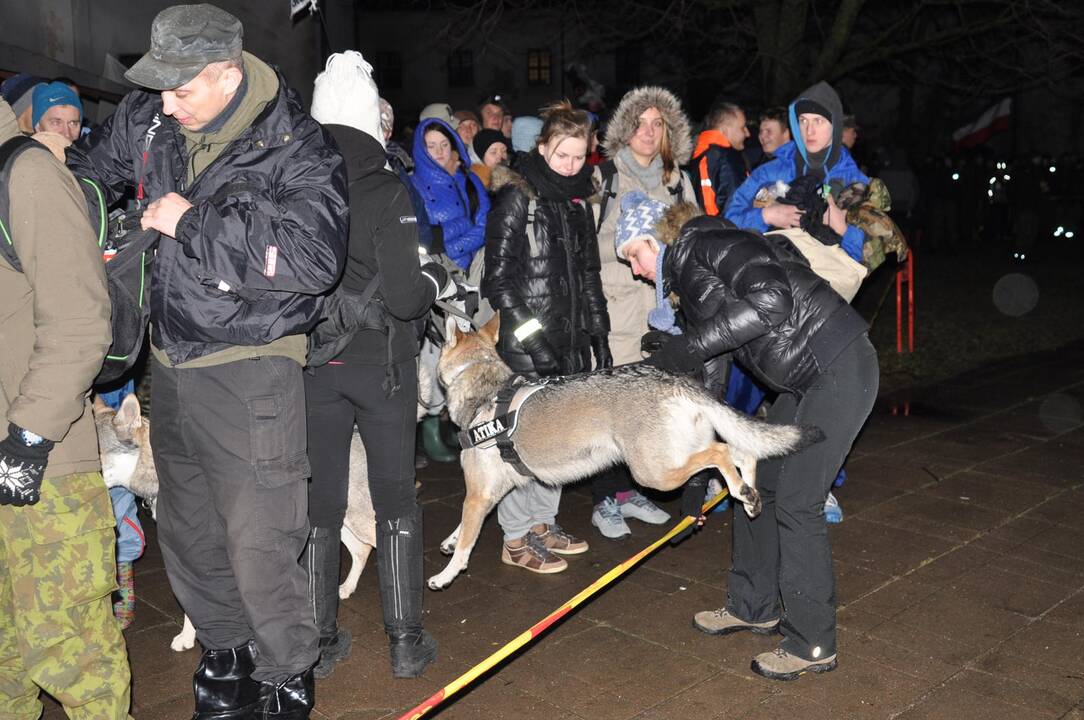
[497,481,561,542]
[150,355,319,683]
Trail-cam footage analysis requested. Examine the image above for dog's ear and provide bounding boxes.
[478,313,500,346]
[443,315,459,348]
[114,393,143,437]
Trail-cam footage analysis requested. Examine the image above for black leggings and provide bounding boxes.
[305,359,418,528]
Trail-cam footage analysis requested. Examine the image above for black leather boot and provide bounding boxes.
[303,526,352,679]
[377,506,437,678]
[191,640,261,720]
[253,667,315,720]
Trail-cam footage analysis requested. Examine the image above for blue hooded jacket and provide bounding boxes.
[724,81,868,261]
[410,118,490,269]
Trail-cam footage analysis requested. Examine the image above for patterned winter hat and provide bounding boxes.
[615,190,667,260]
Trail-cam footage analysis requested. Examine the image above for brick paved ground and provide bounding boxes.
[42,341,1084,719]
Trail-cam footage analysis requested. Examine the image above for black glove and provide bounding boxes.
[643,335,701,375]
[420,261,455,300]
[670,473,709,546]
[519,330,560,376]
[640,329,672,355]
[0,424,54,507]
[590,335,613,370]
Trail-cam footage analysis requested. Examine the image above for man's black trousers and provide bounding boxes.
[150,355,318,683]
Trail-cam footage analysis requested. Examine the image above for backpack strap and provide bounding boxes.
[0,136,46,273]
[668,168,689,203]
[524,197,540,258]
[595,159,618,234]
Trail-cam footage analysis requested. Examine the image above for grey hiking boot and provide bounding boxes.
[692,608,779,636]
[751,647,837,681]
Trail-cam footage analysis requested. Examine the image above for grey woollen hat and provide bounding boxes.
[125,4,243,90]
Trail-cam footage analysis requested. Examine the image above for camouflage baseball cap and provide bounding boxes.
[124,4,243,90]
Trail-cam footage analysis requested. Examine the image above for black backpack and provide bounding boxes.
[0,135,158,385]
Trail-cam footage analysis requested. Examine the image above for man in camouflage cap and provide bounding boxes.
[68,4,348,719]
[0,97,131,719]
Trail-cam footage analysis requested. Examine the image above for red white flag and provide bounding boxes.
[952,98,1011,150]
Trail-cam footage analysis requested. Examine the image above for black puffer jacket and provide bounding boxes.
[663,214,868,394]
[67,66,348,365]
[482,157,609,374]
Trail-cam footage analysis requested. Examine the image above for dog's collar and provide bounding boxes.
[442,358,484,389]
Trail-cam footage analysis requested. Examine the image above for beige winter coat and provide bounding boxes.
[593,85,695,364]
[0,99,111,479]
[593,156,695,364]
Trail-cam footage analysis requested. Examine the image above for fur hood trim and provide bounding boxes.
[602,86,693,165]
[490,162,602,200]
[656,202,703,246]
[488,164,532,197]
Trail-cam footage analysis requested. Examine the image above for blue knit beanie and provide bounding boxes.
[615,190,666,260]
[510,116,543,153]
[31,81,82,129]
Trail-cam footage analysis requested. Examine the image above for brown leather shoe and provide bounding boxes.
[501,535,567,574]
[530,524,589,555]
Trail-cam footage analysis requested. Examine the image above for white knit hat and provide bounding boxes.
[311,50,384,148]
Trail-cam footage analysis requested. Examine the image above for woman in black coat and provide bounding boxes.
[305,52,452,680]
[622,200,878,681]
[481,101,611,574]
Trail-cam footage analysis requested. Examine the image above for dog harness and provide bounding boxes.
[458,375,547,478]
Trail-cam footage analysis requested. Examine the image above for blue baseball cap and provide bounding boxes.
[31,81,83,128]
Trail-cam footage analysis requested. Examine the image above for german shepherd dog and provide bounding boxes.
[93,393,379,651]
[427,315,822,590]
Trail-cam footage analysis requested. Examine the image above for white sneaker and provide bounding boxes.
[592,497,632,539]
[618,491,670,524]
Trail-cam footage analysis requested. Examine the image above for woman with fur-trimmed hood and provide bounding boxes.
[481,101,608,574]
[587,85,695,539]
[619,196,878,683]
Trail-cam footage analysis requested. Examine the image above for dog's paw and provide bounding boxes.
[338,584,354,600]
[170,632,195,652]
[439,541,455,556]
[740,484,762,518]
[427,567,460,590]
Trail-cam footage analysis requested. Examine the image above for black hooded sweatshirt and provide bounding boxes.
[325,124,437,365]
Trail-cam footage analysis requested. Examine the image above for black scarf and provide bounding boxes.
[521,148,594,201]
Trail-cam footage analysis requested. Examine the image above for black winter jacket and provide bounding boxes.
[482,163,609,375]
[67,69,348,365]
[325,124,437,365]
[664,215,868,395]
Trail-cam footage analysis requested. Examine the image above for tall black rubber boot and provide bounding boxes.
[191,640,261,719]
[376,506,438,678]
[253,667,315,720]
[304,526,352,679]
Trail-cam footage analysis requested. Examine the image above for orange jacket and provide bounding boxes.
[692,129,746,216]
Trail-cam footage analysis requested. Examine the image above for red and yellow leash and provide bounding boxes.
[398,490,730,720]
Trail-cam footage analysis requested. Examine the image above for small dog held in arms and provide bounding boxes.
[426,315,823,590]
[93,393,377,651]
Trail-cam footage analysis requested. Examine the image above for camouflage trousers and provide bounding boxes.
[0,472,132,720]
